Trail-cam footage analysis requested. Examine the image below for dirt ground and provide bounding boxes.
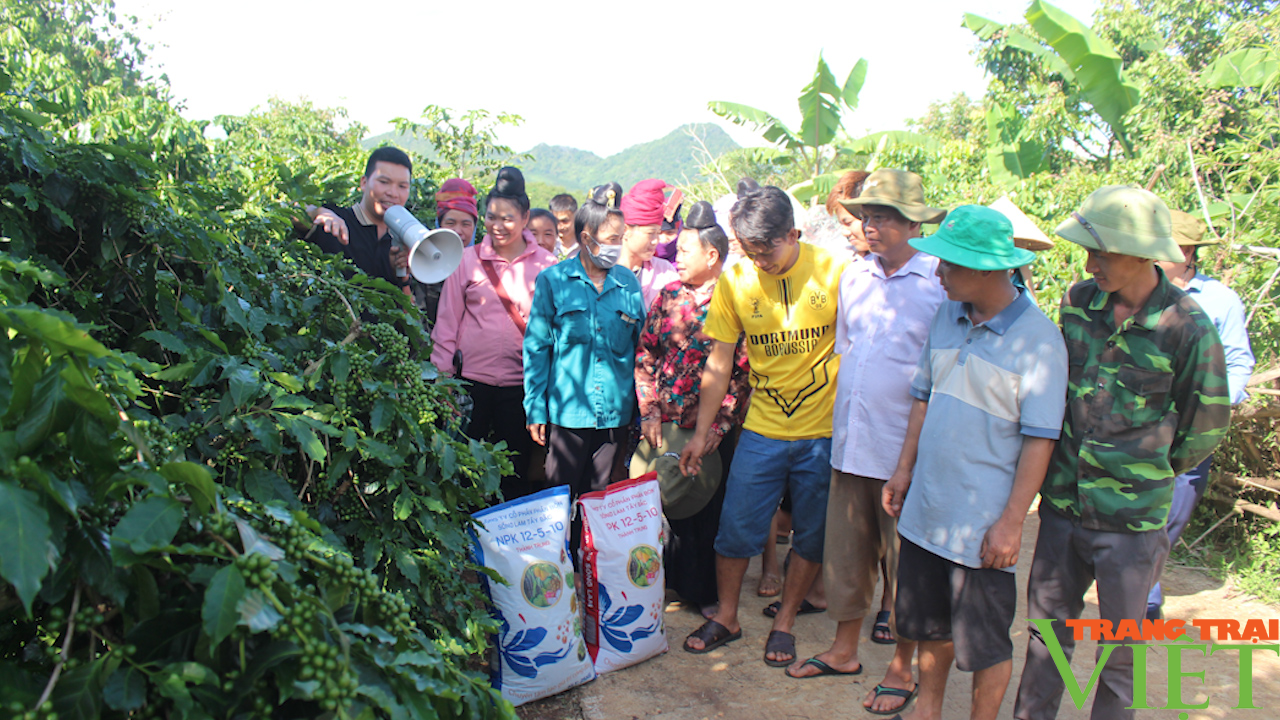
[516,499,1280,720]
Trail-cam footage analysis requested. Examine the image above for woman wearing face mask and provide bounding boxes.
[524,182,647,516]
[620,179,680,310]
[632,200,750,617]
[432,167,556,501]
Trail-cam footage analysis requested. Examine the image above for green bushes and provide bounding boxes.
[0,1,515,716]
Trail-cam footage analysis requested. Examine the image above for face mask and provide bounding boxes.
[585,241,622,270]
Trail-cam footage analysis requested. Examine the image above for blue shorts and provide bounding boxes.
[714,430,832,562]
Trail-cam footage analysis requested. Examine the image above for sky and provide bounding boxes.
[112,0,1100,158]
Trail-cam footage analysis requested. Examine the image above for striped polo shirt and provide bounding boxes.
[897,290,1068,572]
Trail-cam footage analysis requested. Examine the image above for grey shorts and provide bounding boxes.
[895,536,1017,672]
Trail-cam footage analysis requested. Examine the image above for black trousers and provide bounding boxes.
[546,424,629,559]
[465,381,534,502]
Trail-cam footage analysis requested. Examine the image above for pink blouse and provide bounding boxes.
[430,230,557,387]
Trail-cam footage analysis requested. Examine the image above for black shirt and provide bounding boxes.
[304,203,401,286]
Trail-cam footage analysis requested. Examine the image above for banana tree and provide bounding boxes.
[709,53,866,182]
[964,0,1142,178]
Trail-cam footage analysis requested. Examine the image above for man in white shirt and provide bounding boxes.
[785,170,945,718]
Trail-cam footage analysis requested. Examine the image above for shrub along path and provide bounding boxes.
[519,498,1280,720]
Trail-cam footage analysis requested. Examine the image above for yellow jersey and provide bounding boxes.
[704,243,843,440]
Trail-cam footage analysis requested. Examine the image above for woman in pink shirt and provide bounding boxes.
[620,179,679,311]
[431,167,557,501]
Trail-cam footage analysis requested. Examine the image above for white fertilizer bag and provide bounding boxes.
[578,473,668,673]
[471,485,595,706]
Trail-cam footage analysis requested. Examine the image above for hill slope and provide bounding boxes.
[362,123,738,193]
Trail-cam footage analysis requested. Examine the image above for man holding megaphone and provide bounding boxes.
[301,146,417,296]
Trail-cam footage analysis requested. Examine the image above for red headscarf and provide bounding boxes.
[436,178,478,220]
[621,179,668,226]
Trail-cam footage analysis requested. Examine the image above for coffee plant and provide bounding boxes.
[0,1,514,717]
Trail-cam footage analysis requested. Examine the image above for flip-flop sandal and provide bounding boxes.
[762,599,825,618]
[865,683,918,715]
[871,610,895,644]
[785,657,863,679]
[763,630,796,667]
[683,619,741,654]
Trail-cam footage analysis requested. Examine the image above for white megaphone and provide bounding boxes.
[383,205,464,284]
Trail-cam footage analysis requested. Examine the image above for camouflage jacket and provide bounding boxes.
[1040,272,1230,533]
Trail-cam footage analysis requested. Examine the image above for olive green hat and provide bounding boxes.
[628,424,721,520]
[910,205,1037,271]
[1054,185,1183,262]
[1169,209,1216,246]
[839,169,947,224]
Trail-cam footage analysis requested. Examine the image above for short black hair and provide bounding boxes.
[575,183,625,241]
[529,208,556,226]
[364,146,412,177]
[549,194,579,214]
[731,186,794,245]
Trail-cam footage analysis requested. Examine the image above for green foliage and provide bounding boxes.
[0,1,515,716]
[710,54,868,181]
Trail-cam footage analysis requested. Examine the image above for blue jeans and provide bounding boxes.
[1148,458,1211,609]
[714,430,832,563]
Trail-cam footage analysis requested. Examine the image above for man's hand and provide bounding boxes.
[313,208,349,244]
[882,468,912,518]
[641,418,662,451]
[703,429,724,455]
[388,244,411,273]
[527,423,547,447]
[678,432,709,477]
[979,515,1023,569]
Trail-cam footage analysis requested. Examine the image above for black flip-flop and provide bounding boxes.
[871,610,895,644]
[763,629,796,667]
[865,683,917,715]
[762,598,825,618]
[785,657,863,679]
[683,619,741,654]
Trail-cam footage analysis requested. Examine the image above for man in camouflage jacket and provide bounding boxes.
[1014,186,1230,720]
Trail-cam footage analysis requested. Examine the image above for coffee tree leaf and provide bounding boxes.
[202,564,246,648]
[0,481,53,613]
[160,461,216,516]
[111,496,184,555]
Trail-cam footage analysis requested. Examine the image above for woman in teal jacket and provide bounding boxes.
[524,183,646,505]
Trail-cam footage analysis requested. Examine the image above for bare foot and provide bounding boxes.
[700,603,719,620]
[683,615,741,652]
[757,572,781,597]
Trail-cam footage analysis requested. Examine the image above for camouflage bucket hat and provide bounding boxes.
[838,169,947,224]
[1055,185,1182,262]
[910,205,1037,271]
[1169,209,1216,247]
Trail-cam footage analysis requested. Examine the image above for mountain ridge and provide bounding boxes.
[362,123,739,194]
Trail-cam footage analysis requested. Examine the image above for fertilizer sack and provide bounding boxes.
[578,473,668,673]
[471,485,595,706]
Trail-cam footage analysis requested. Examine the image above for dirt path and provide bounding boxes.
[518,500,1280,720]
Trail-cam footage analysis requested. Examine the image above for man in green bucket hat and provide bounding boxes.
[879,205,1068,720]
[1014,186,1231,720]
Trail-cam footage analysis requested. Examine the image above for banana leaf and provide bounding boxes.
[985,101,1045,185]
[707,101,799,150]
[797,55,846,149]
[1026,0,1140,155]
[1202,48,1280,91]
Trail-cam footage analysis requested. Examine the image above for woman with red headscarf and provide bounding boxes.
[620,179,679,310]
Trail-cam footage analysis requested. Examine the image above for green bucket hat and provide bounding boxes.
[1055,185,1182,262]
[1169,209,1216,246]
[628,424,721,521]
[838,169,947,224]
[909,205,1036,271]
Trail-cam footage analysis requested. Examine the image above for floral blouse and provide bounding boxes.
[635,280,751,437]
